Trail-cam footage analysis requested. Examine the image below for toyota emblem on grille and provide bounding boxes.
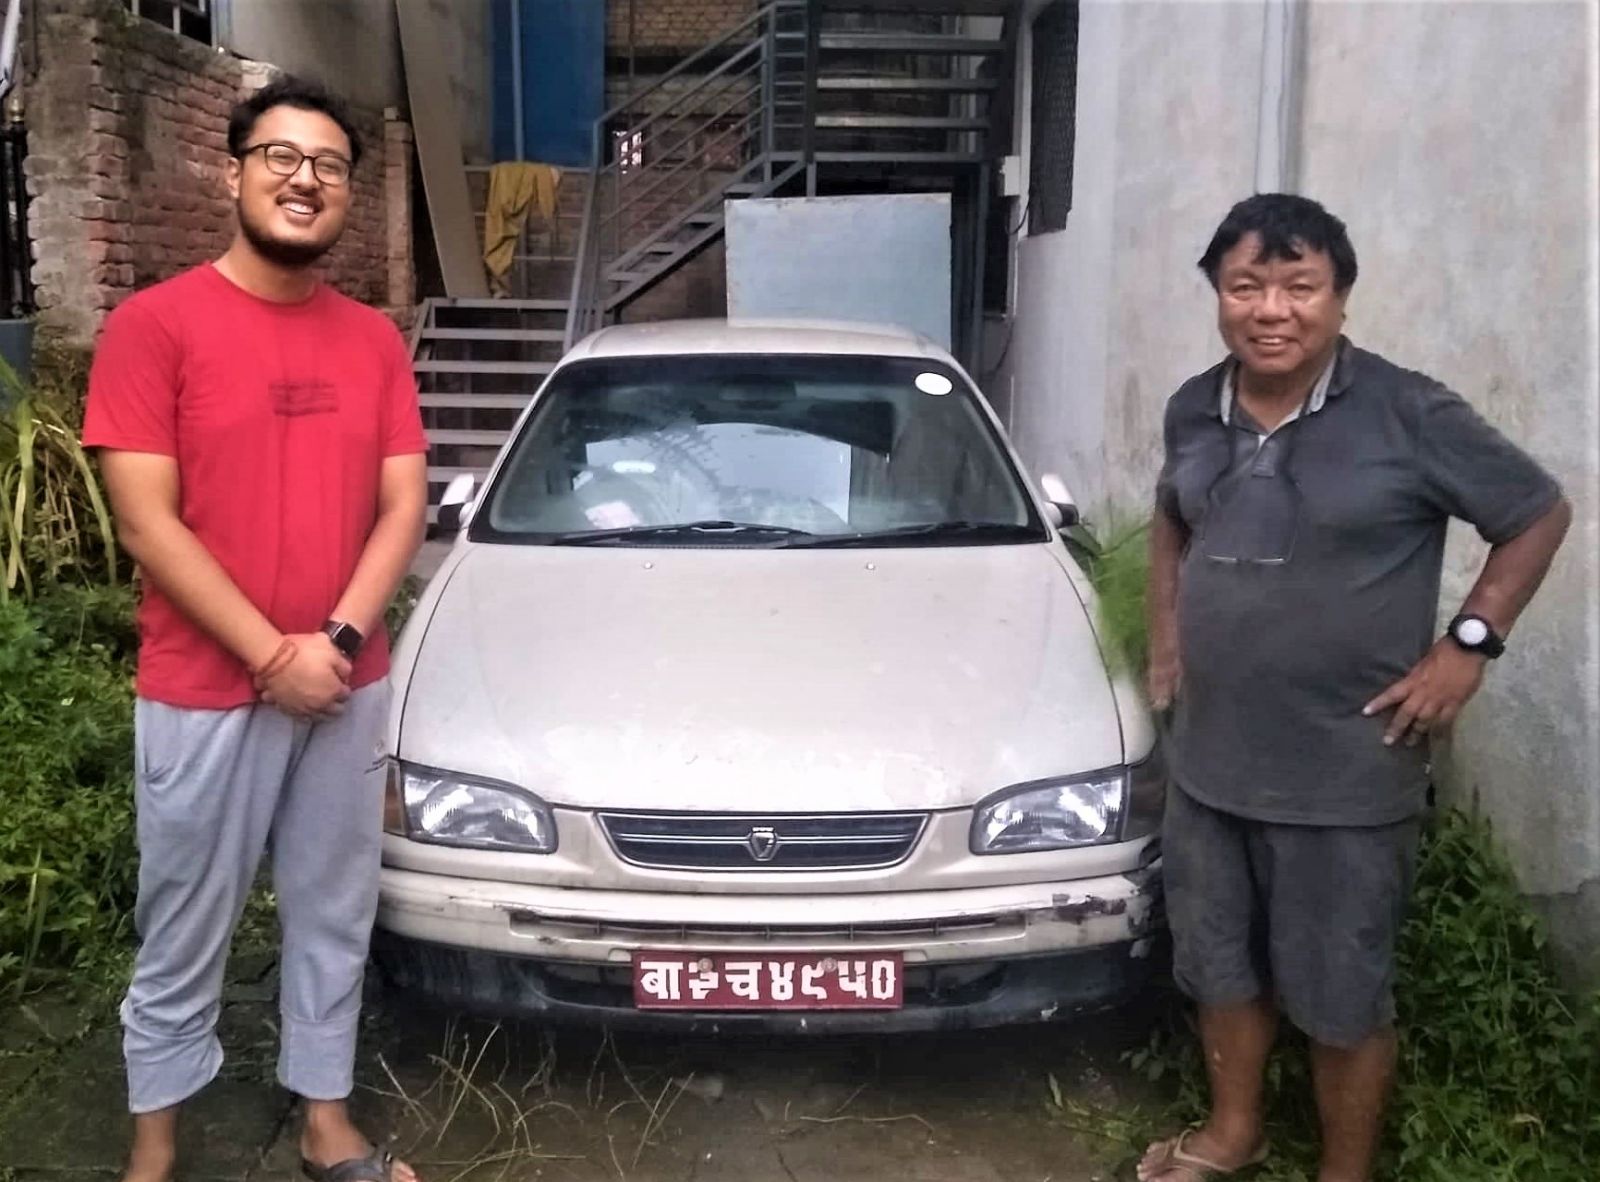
[746,826,781,862]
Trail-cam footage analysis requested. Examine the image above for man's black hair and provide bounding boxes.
[1197,193,1357,293]
[227,74,363,168]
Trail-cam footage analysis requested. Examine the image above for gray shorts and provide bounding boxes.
[1163,785,1420,1048]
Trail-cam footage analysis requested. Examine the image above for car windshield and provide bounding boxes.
[473,353,1046,547]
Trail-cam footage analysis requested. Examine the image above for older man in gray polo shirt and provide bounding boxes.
[1138,194,1571,1182]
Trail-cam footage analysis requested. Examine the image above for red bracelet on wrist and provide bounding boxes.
[251,638,299,690]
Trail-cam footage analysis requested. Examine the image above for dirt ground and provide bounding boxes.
[0,955,1170,1182]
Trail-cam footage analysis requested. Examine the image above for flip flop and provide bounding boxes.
[301,1145,399,1182]
[1136,1129,1270,1181]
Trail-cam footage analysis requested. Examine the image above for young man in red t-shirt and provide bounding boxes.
[83,76,427,1182]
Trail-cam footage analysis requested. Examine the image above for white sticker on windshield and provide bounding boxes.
[915,372,954,396]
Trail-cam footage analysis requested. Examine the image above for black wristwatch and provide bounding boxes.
[322,619,365,660]
[1447,613,1504,659]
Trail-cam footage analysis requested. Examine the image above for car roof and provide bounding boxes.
[560,318,957,367]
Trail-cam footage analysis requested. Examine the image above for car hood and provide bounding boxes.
[399,542,1122,812]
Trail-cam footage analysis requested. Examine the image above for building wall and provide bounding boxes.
[224,0,402,111]
[1002,0,1264,509]
[1296,0,1599,979]
[607,0,755,54]
[1001,0,1600,979]
[224,0,493,164]
[25,0,414,342]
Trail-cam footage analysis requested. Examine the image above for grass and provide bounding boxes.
[1055,811,1600,1181]
[0,583,139,997]
[0,346,119,602]
[1080,515,1153,677]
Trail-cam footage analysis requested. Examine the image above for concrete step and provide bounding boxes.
[421,328,567,342]
[426,465,493,483]
[414,360,558,375]
[816,114,991,131]
[816,75,1000,92]
[433,298,569,311]
[427,429,512,447]
[418,393,533,410]
[818,0,1016,12]
[818,33,1004,54]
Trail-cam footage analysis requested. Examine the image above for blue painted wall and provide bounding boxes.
[492,0,604,166]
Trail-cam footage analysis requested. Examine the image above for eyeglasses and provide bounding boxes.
[240,142,353,187]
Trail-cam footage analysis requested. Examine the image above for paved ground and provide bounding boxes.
[0,950,1169,1182]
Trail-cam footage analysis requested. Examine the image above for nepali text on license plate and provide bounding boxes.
[632,952,904,1010]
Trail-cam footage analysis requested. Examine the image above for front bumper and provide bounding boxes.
[372,862,1164,1031]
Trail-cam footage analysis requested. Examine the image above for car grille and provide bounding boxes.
[597,811,929,872]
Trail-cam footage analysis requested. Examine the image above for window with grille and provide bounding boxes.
[1028,0,1079,236]
[123,0,215,46]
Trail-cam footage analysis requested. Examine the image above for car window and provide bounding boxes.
[474,353,1046,546]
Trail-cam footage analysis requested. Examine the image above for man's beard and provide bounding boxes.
[238,201,341,267]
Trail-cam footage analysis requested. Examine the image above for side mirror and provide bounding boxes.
[1040,473,1080,528]
[429,473,477,539]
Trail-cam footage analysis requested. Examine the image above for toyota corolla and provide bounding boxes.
[375,319,1165,1032]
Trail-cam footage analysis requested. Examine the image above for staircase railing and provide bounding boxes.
[565,0,814,350]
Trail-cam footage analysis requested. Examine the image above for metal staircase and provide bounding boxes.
[415,0,1020,510]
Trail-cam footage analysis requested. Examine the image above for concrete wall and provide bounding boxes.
[224,0,493,163]
[224,0,402,110]
[1002,0,1265,508]
[1297,0,1599,979]
[1002,0,1600,979]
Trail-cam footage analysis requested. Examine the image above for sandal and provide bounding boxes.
[301,1145,400,1182]
[1136,1129,1270,1181]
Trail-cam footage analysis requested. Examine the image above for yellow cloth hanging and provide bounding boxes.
[482,161,562,295]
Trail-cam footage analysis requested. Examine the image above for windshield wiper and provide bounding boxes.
[545,520,815,546]
[784,521,1044,548]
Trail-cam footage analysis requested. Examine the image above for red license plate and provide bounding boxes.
[632,951,905,1010]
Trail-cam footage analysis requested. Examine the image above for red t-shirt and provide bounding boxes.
[82,264,429,709]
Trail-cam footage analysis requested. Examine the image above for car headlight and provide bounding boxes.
[386,761,557,853]
[971,767,1127,853]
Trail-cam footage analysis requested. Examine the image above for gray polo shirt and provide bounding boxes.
[1155,339,1561,826]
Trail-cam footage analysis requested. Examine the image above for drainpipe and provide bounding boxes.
[1253,0,1306,193]
[511,0,525,160]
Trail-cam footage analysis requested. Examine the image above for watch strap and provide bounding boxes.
[322,619,365,660]
[1448,613,1504,659]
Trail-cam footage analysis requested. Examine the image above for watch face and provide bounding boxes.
[1455,617,1489,647]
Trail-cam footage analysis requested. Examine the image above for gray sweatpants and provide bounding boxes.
[121,683,389,1114]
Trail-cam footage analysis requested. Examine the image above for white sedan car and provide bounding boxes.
[375,319,1165,1031]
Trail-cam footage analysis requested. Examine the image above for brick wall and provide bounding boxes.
[25,0,414,343]
[607,0,756,54]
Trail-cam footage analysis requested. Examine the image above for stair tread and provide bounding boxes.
[422,328,566,342]
[427,465,492,479]
[813,150,989,163]
[419,393,533,409]
[427,429,512,446]
[414,360,558,374]
[816,114,991,130]
[818,33,1004,53]
[817,75,999,92]
[819,0,1016,11]
[433,298,569,311]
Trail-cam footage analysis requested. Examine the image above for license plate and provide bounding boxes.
[632,951,905,1010]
